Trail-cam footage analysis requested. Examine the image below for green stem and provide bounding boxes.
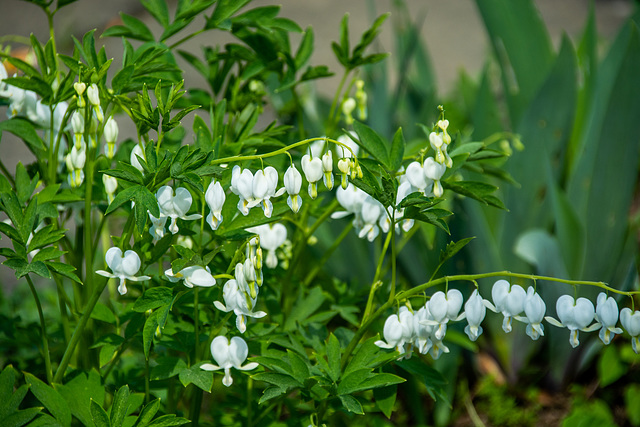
[26,275,53,384]
[169,28,206,50]
[144,357,150,404]
[54,277,108,383]
[194,287,200,359]
[84,147,95,302]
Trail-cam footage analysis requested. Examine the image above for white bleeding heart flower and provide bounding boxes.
[165,265,216,288]
[283,165,303,213]
[545,295,597,348]
[464,289,487,342]
[252,166,280,218]
[246,223,287,269]
[514,287,546,340]
[413,305,434,355]
[200,336,258,387]
[595,293,623,345]
[102,174,118,204]
[301,154,323,199]
[230,166,258,216]
[96,247,150,295]
[214,279,266,333]
[156,186,202,234]
[205,180,225,230]
[358,195,383,242]
[423,157,446,197]
[490,280,526,333]
[405,161,429,194]
[620,308,640,354]
[375,307,415,358]
[424,289,463,340]
[322,150,334,190]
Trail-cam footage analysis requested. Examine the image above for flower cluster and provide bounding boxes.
[376,280,640,358]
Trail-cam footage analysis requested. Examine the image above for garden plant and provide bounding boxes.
[1,0,640,425]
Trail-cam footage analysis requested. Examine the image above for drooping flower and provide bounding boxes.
[104,116,119,159]
[321,150,334,190]
[545,295,598,348]
[620,308,640,354]
[423,157,446,198]
[595,293,623,345]
[283,165,303,213]
[148,213,168,244]
[375,307,415,358]
[165,265,216,288]
[252,166,280,218]
[87,83,103,122]
[71,110,85,149]
[464,289,487,341]
[103,174,118,204]
[301,154,323,199]
[213,279,267,333]
[230,166,257,215]
[200,336,259,387]
[489,280,526,333]
[156,186,202,234]
[246,223,288,269]
[514,287,546,340]
[358,195,384,242]
[74,82,86,107]
[424,289,464,340]
[205,180,225,230]
[96,247,150,295]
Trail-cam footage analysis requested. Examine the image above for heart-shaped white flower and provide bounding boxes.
[96,247,150,295]
[201,336,258,386]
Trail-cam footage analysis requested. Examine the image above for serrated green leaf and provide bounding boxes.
[45,261,82,284]
[339,394,363,414]
[2,407,42,427]
[287,350,310,384]
[24,372,71,426]
[374,384,397,419]
[90,399,110,427]
[178,365,213,392]
[103,163,144,185]
[353,121,389,167]
[110,385,130,427]
[258,386,286,405]
[133,287,173,312]
[132,398,160,427]
[146,414,190,427]
[326,333,341,382]
[150,357,187,381]
[251,372,302,390]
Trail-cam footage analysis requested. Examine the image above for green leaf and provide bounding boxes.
[251,373,302,391]
[0,365,16,404]
[286,350,310,385]
[295,27,314,69]
[374,385,397,419]
[339,394,363,414]
[133,287,174,312]
[142,0,170,28]
[146,414,190,427]
[90,302,117,324]
[103,164,145,185]
[2,407,42,427]
[24,372,71,426]
[624,384,640,427]
[284,287,325,331]
[442,180,506,210]
[150,357,187,380]
[389,127,405,171]
[258,386,286,405]
[54,370,104,427]
[132,398,160,427]
[353,120,389,168]
[439,237,475,266]
[45,261,82,284]
[28,225,67,252]
[143,305,170,359]
[598,345,625,387]
[90,399,111,427]
[326,333,341,383]
[0,118,45,151]
[15,162,38,206]
[207,0,252,29]
[110,385,130,427]
[178,365,213,392]
[397,357,448,402]
[476,0,554,123]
